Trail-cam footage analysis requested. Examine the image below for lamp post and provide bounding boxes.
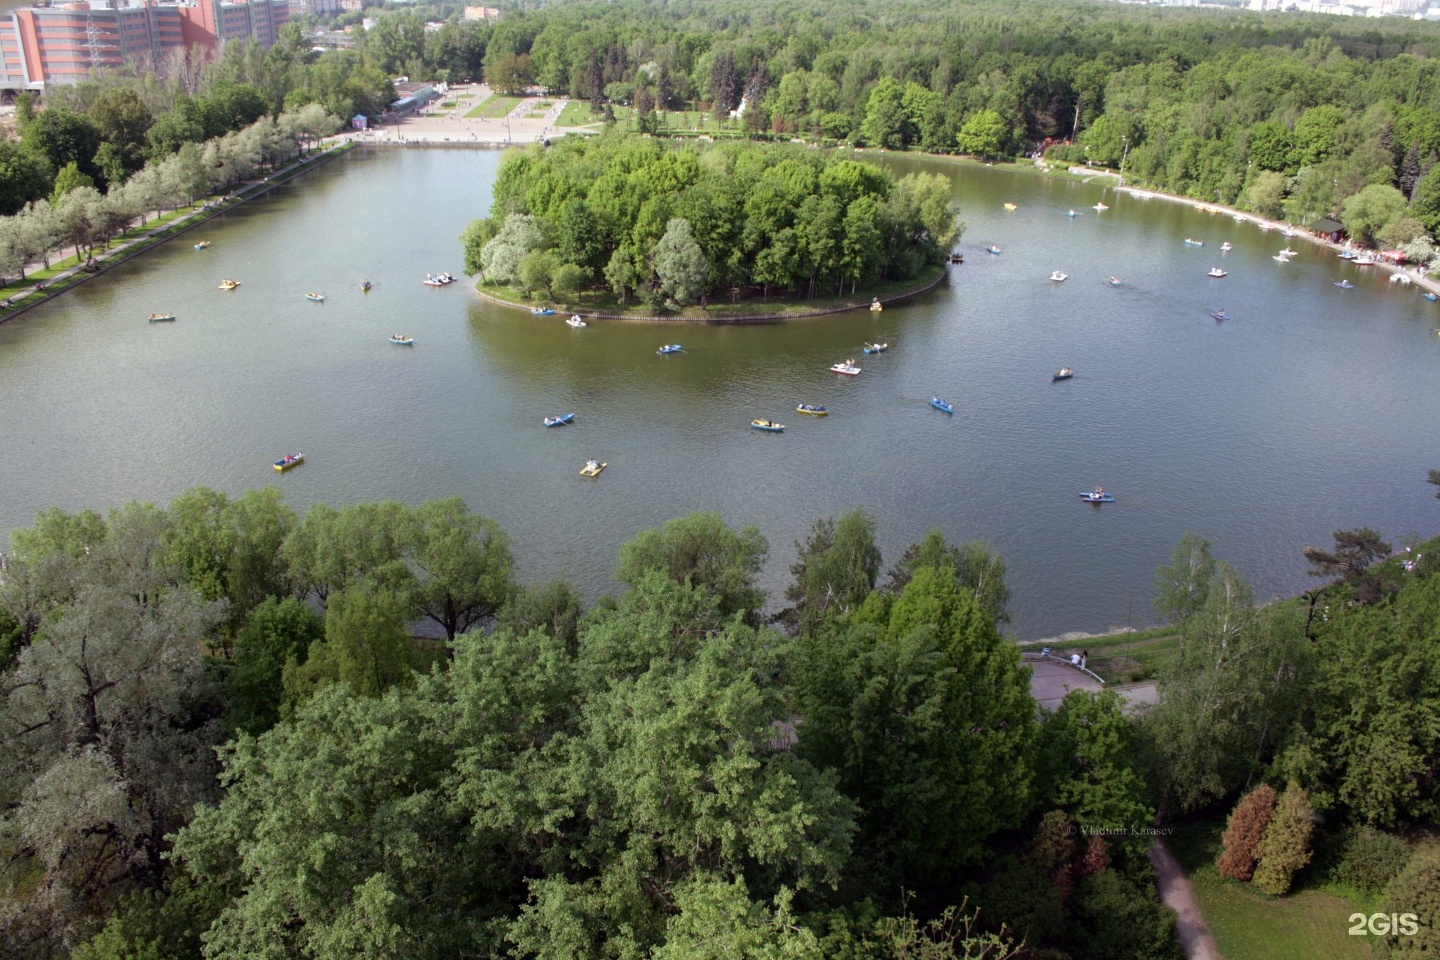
[1119,135,1130,185]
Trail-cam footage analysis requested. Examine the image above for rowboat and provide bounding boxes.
[1334,280,1355,289]
[1092,202,1108,211]
[147,313,176,322]
[273,453,304,471]
[1067,210,1079,218]
[218,279,240,290]
[305,292,325,302]
[869,298,883,312]
[1003,202,1018,211]
[930,396,954,414]
[796,403,828,416]
[530,307,556,315]
[1279,247,1298,257]
[1273,255,1291,263]
[657,344,683,355]
[986,245,1002,255]
[544,412,575,427]
[567,315,586,328]
[1184,238,1204,247]
[1052,368,1073,381]
[1423,292,1438,302]
[1221,242,1233,251]
[1208,268,1227,278]
[830,360,861,376]
[1079,488,1114,503]
[1107,277,1122,286]
[750,419,785,432]
[579,459,607,478]
[1050,271,1068,282]
[1210,310,1229,321]
[193,241,210,251]
[862,341,888,354]
[361,280,372,292]
[389,334,414,344]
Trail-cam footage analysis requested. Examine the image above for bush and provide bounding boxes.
[1377,847,1440,958]
[1335,825,1411,893]
[1217,784,1277,882]
[1253,782,1316,896]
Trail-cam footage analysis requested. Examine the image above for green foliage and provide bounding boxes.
[654,217,709,307]
[956,109,1008,159]
[615,511,768,620]
[1376,847,1440,958]
[1334,825,1411,894]
[1304,527,1396,605]
[480,212,545,285]
[1216,784,1277,883]
[1252,782,1316,896]
[71,872,227,960]
[1069,865,1183,960]
[1153,532,1216,626]
[407,497,515,641]
[783,509,882,634]
[226,596,325,736]
[0,142,52,217]
[884,529,1010,626]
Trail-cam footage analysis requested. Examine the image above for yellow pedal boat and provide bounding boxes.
[580,459,607,478]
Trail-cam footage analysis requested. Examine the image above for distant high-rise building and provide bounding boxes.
[0,0,290,91]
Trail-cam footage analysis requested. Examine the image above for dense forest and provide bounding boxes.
[461,135,959,308]
[1,483,1438,958]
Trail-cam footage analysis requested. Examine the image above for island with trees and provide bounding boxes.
[461,133,960,316]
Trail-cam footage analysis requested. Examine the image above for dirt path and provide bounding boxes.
[1151,840,1223,960]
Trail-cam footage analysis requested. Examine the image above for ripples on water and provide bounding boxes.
[1,147,1436,639]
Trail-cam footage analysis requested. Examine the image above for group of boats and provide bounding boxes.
[424,272,458,287]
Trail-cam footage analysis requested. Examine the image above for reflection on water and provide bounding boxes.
[1,146,1438,639]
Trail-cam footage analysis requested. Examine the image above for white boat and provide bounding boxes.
[1389,273,1413,285]
[1354,254,1378,266]
[1049,271,1068,282]
[830,359,861,376]
[1208,268,1227,278]
[1279,247,1297,257]
[1092,202,1108,211]
[1233,215,1248,223]
[1273,254,1291,263]
[567,315,586,328]
[1221,242,1233,251]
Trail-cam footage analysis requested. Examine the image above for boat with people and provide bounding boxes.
[863,341,888,353]
[193,241,210,251]
[1184,238,1204,246]
[1092,202,1108,211]
[306,292,325,302]
[423,272,457,287]
[986,245,1002,255]
[1053,368,1074,381]
[1334,280,1355,289]
[389,334,414,344]
[567,315,586,328]
[361,280,372,292]
[579,459,607,478]
[1258,222,1273,231]
[1273,254,1291,263]
[830,359,861,376]
[1338,250,1357,260]
[1106,276,1123,286]
[1208,268,1227,278]
[1279,247,1298,257]
[147,313,176,322]
[1210,309,1229,321]
[218,279,240,290]
[796,403,828,416]
[1354,253,1378,266]
[930,396,954,414]
[1233,215,1248,223]
[1050,271,1068,282]
[750,419,785,432]
[273,453,304,472]
[1424,292,1439,302]
[1067,209,1079,218]
[530,307,556,315]
[869,297,883,312]
[1221,241,1233,251]
[543,412,575,427]
[1389,273,1412,285]
[1003,202,1018,211]
[1079,487,1114,503]
[657,344,683,355]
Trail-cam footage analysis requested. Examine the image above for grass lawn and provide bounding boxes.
[1046,627,1181,683]
[466,94,525,120]
[1169,822,1374,960]
[556,101,600,127]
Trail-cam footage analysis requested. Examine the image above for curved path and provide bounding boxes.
[1151,840,1223,960]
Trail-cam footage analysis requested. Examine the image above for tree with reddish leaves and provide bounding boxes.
[1216,783,1277,882]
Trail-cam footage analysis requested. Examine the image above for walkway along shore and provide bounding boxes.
[0,142,355,324]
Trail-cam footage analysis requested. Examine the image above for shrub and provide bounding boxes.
[1217,784,1277,882]
[1253,782,1316,896]
[1376,847,1440,958]
[1335,825,1411,893]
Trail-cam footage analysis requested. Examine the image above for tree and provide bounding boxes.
[1252,782,1315,896]
[1341,184,1407,248]
[615,512,768,620]
[479,213,544,286]
[21,108,103,189]
[956,109,1008,159]
[1216,784,1277,882]
[88,88,154,179]
[50,161,96,205]
[783,510,882,634]
[0,505,225,953]
[1304,527,1393,605]
[286,586,415,705]
[1154,533,1216,626]
[862,77,909,149]
[227,596,325,736]
[406,498,515,641]
[884,530,1010,626]
[653,217,709,307]
[0,142,52,217]
[1376,848,1440,958]
[1245,171,1287,219]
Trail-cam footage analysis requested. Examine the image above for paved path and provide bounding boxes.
[1151,840,1224,960]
